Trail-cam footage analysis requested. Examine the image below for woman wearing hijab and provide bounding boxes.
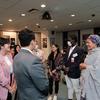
[80,35,100,100]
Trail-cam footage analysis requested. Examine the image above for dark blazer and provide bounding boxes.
[63,45,85,79]
[13,49,49,100]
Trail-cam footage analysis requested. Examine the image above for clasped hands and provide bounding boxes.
[7,81,17,94]
[80,63,88,70]
[49,69,56,76]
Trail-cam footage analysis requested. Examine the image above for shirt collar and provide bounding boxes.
[21,47,33,54]
[71,45,77,50]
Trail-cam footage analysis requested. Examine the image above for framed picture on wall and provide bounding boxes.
[42,38,47,48]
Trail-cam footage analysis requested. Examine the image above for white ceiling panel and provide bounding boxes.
[0,0,100,31]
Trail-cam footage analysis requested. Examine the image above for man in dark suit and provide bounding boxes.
[13,29,49,100]
[63,35,85,100]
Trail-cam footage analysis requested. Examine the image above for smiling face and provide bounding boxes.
[1,43,11,54]
[86,38,97,50]
[51,45,57,53]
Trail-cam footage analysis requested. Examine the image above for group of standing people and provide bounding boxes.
[47,34,100,100]
[0,28,100,100]
[47,35,85,100]
[0,38,20,100]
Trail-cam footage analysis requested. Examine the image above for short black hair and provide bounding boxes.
[18,29,35,47]
[0,38,10,46]
[69,35,77,43]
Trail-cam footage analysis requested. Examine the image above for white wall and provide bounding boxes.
[2,31,17,44]
[55,32,63,50]
[40,31,63,59]
[41,31,51,59]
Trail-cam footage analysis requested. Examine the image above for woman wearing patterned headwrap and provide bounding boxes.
[80,35,100,100]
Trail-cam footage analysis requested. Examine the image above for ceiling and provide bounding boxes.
[0,0,100,31]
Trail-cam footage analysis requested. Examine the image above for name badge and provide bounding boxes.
[73,53,78,57]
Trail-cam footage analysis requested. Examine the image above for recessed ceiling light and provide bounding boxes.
[21,13,26,17]
[70,14,75,17]
[88,19,92,22]
[50,19,54,22]
[69,23,72,26]
[36,23,39,26]
[41,4,46,8]
[0,24,3,26]
[8,19,13,22]
[25,26,28,28]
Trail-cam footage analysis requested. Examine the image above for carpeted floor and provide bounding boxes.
[57,79,76,100]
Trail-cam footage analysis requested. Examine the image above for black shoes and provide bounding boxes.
[80,96,86,100]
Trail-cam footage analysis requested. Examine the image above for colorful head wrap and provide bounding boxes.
[88,35,100,47]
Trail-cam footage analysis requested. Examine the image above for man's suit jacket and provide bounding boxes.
[13,49,49,100]
[63,46,85,79]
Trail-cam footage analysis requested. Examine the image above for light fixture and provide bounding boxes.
[50,19,54,22]
[25,26,28,28]
[0,24,3,26]
[69,23,72,26]
[21,13,26,17]
[70,14,75,17]
[8,19,13,22]
[36,23,39,26]
[36,23,40,28]
[41,4,46,8]
[88,19,92,22]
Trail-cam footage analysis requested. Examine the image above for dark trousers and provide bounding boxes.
[7,74,12,100]
[14,90,17,100]
[7,92,12,100]
[49,77,59,94]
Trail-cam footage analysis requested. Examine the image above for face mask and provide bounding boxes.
[67,41,72,46]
